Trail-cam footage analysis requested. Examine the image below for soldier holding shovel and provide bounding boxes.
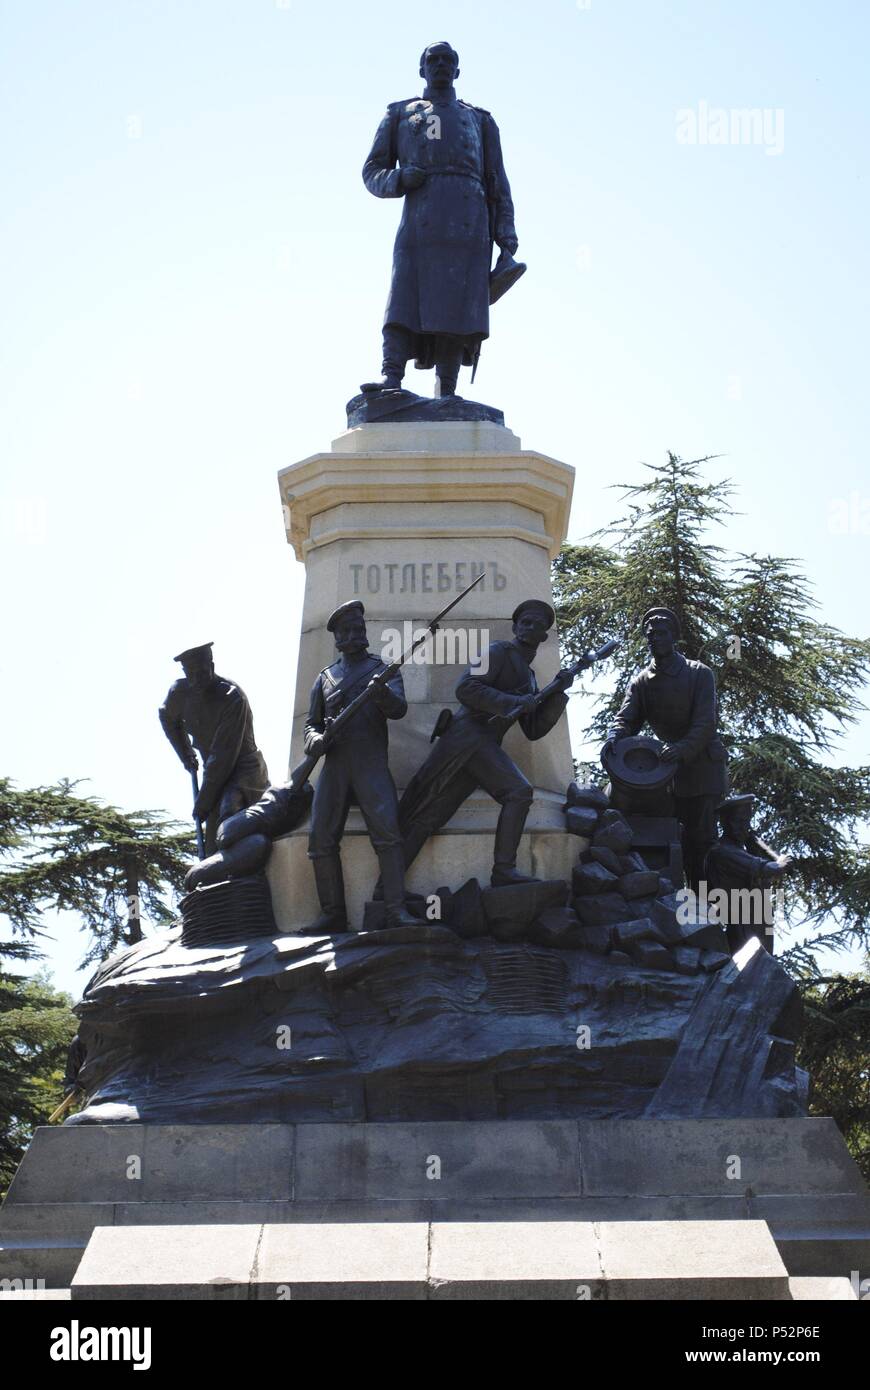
[158,642,269,857]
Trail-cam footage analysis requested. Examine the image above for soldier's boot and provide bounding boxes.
[377,845,421,929]
[435,338,462,398]
[491,798,538,887]
[308,854,349,934]
[371,821,432,900]
[434,361,461,397]
[361,372,403,392]
[361,329,409,393]
[434,369,458,398]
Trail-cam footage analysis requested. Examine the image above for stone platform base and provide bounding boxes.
[69,1218,790,1300]
[1,1119,867,1290]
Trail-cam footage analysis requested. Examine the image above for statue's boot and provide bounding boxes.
[364,328,412,394]
[308,854,349,934]
[491,865,539,887]
[360,373,403,393]
[371,821,431,901]
[491,798,539,887]
[435,341,462,398]
[434,367,459,398]
[378,845,421,929]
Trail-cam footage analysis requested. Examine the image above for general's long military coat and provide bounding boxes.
[363,93,517,364]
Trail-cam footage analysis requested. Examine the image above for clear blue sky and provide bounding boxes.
[2,0,868,993]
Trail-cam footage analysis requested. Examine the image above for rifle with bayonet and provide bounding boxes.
[487,637,620,736]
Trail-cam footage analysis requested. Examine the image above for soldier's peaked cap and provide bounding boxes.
[327,600,366,633]
[641,606,681,637]
[512,599,555,628]
[173,642,214,664]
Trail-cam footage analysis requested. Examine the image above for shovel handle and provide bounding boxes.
[190,767,206,859]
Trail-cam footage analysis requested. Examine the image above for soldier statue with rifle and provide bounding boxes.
[396,600,617,886]
[297,599,421,932]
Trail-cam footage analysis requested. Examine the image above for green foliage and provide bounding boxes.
[0,969,78,1197]
[798,968,870,1182]
[0,779,193,1192]
[553,451,870,972]
[0,777,194,967]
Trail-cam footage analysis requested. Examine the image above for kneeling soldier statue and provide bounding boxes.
[705,793,793,954]
[159,642,269,855]
[306,601,419,932]
[397,599,578,887]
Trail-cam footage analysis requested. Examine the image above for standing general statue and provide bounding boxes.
[362,40,525,399]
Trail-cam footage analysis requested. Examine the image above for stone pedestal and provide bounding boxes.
[2,1120,867,1291]
[271,420,576,930]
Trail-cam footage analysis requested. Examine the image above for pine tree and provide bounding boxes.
[0,777,194,968]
